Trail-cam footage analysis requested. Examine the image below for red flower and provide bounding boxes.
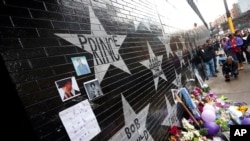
[194,87,202,94]
[169,125,180,135]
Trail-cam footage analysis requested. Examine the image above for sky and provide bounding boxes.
[195,0,238,23]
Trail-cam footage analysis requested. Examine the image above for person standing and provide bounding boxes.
[192,45,206,80]
[221,37,229,56]
[212,36,220,73]
[242,29,250,64]
[197,40,217,80]
[225,33,244,70]
[235,29,245,64]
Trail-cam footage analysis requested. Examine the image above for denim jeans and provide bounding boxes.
[227,50,238,62]
[204,58,216,78]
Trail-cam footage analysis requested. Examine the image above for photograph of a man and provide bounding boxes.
[84,79,103,100]
[71,56,91,76]
[55,77,81,102]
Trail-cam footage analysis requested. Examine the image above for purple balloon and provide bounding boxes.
[203,121,220,136]
[201,109,216,122]
[241,117,250,125]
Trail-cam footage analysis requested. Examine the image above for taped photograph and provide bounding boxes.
[55,76,81,102]
[71,56,91,76]
[84,79,103,100]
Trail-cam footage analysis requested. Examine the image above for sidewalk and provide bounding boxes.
[205,62,250,104]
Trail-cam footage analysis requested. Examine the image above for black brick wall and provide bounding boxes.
[0,0,210,141]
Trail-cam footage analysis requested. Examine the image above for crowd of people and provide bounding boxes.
[192,28,250,82]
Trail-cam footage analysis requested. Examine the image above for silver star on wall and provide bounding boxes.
[108,94,153,141]
[55,6,131,82]
[140,42,167,91]
[172,70,182,89]
[158,35,174,59]
[161,95,181,127]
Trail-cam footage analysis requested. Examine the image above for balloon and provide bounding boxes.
[203,104,216,113]
[241,117,250,125]
[203,121,220,136]
[201,109,216,122]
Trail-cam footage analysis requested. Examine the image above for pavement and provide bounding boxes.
[205,61,250,104]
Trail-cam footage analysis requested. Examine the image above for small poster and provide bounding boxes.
[71,56,91,76]
[55,76,81,102]
[59,100,101,141]
[194,69,204,87]
[84,79,104,100]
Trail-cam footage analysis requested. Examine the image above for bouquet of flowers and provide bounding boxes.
[168,118,208,141]
[168,125,181,141]
[179,118,208,141]
[201,84,210,93]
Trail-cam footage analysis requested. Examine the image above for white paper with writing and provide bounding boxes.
[59,100,101,141]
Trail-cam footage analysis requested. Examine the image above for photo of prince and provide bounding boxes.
[55,77,81,102]
[71,56,91,76]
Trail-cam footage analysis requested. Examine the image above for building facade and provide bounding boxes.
[0,0,210,140]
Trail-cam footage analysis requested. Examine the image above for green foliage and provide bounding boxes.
[199,128,208,136]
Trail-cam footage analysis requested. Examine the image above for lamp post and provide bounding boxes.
[223,0,235,33]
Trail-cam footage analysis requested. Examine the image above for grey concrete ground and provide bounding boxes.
[205,61,250,104]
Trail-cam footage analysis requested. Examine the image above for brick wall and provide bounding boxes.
[0,0,210,140]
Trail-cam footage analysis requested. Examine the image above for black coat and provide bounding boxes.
[222,61,238,74]
[197,45,214,62]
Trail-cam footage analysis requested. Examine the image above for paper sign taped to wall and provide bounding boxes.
[59,100,101,141]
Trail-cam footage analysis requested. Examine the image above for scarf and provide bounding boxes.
[230,37,240,53]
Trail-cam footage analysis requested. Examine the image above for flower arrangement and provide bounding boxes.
[234,102,248,114]
[168,125,181,141]
[201,84,210,93]
[168,118,208,141]
[180,118,208,141]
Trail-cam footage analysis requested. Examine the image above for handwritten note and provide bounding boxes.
[59,100,101,141]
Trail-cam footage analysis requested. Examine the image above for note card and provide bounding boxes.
[59,100,101,141]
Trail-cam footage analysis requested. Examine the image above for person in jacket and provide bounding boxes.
[242,29,250,64]
[197,40,217,80]
[222,56,239,82]
[225,33,244,70]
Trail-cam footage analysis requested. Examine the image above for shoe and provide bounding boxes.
[225,74,230,81]
[212,74,217,77]
[206,77,209,80]
[234,74,238,79]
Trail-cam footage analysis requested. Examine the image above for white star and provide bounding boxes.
[54,6,131,82]
[161,95,181,127]
[140,42,167,91]
[172,70,182,88]
[133,20,151,31]
[187,44,194,59]
[187,59,193,73]
[179,36,187,53]
[108,94,153,141]
[174,43,185,68]
[158,35,174,59]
